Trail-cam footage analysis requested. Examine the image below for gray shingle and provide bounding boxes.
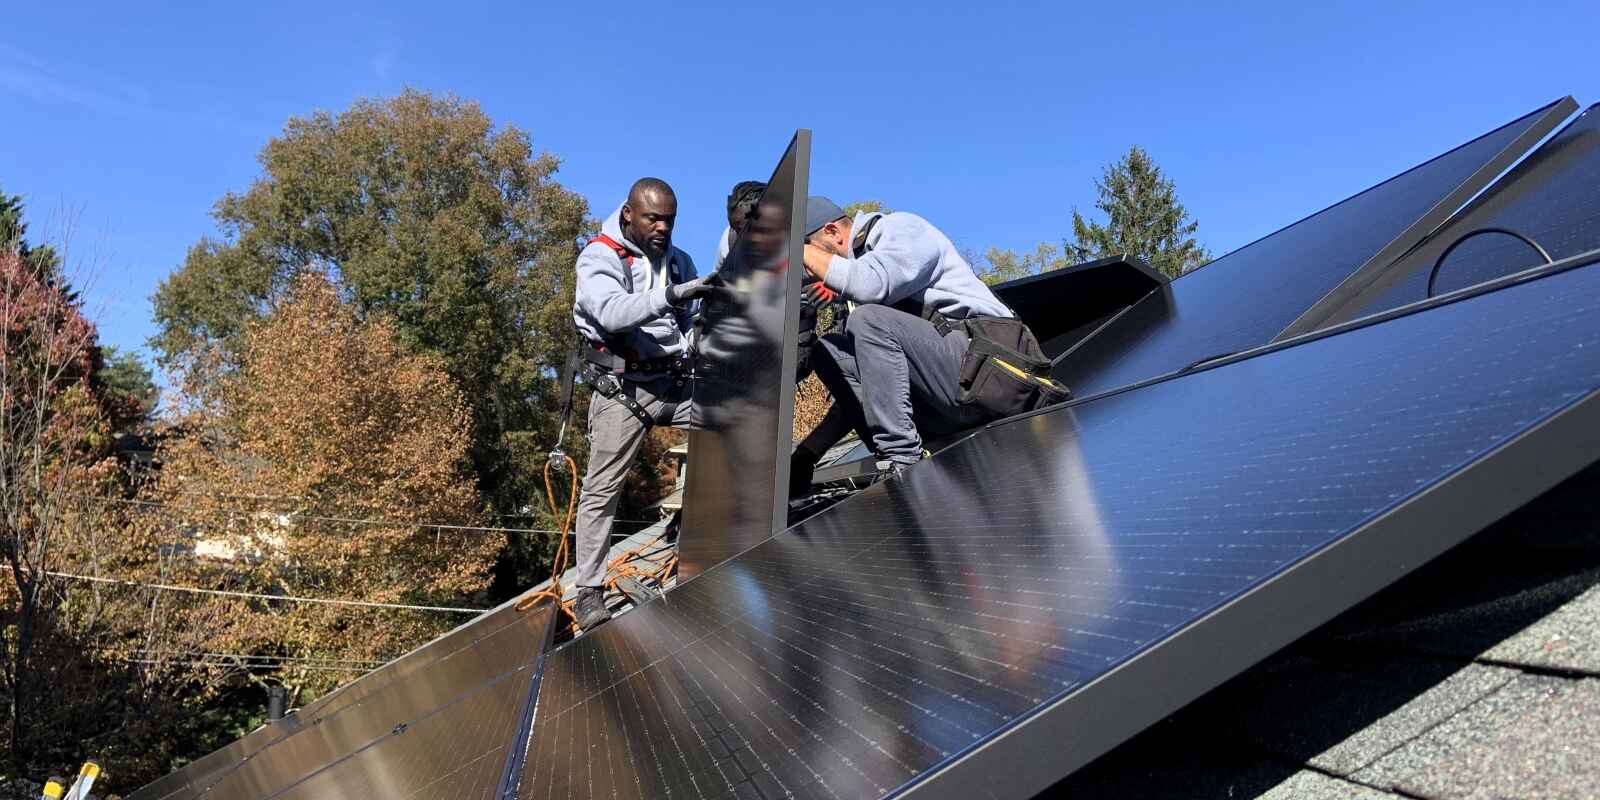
[1256,771,1405,800]
[1355,675,1600,799]
[1220,657,1517,774]
[1481,584,1600,674]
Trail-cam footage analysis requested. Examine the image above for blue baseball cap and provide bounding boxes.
[804,196,848,237]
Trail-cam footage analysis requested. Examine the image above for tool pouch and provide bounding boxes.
[955,316,1071,419]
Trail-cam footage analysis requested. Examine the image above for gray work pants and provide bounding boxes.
[812,304,977,464]
[574,376,693,588]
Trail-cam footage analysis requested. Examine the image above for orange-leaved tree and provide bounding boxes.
[144,272,498,701]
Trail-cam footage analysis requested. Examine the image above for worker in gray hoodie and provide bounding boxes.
[793,196,1018,487]
[570,177,721,631]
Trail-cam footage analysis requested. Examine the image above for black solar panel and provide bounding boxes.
[1053,98,1572,400]
[128,601,555,800]
[1303,104,1600,326]
[127,601,547,800]
[517,254,1600,799]
[678,132,809,580]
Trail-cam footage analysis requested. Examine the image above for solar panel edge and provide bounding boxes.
[1274,96,1578,340]
[892,381,1600,800]
[496,602,558,800]
[997,245,1600,428]
[1174,96,1570,287]
[1307,101,1600,333]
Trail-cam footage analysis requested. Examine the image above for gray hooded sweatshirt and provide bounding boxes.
[820,211,1013,319]
[572,204,699,361]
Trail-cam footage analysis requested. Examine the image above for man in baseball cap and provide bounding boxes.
[790,195,1020,490]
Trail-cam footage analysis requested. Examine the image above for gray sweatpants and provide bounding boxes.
[812,304,977,464]
[574,376,693,588]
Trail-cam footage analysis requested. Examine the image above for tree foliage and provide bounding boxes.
[99,346,159,433]
[145,273,499,692]
[0,185,60,274]
[1068,146,1209,278]
[841,199,887,217]
[0,246,163,784]
[149,91,591,588]
[978,243,1072,286]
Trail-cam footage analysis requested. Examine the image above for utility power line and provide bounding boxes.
[101,496,666,536]
[119,650,388,668]
[45,571,486,614]
[122,658,367,673]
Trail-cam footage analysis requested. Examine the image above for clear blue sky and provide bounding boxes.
[2,1,1596,370]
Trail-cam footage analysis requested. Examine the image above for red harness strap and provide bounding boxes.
[590,233,633,266]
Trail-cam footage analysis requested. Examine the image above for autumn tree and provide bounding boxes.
[0,245,136,780]
[1069,146,1209,278]
[145,273,499,700]
[150,90,590,587]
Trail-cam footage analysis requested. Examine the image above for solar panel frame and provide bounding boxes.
[1275,96,1578,340]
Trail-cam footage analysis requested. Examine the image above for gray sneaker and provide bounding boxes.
[871,456,921,484]
[573,587,612,631]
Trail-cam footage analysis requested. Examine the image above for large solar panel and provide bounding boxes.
[678,132,809,580]
[128,600,555,800]
[1291,103,1600,329]
[1052,97,1571,400]
[515,251,1600,799]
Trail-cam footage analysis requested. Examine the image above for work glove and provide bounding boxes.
[789,446,822,499]
[665,275,728,306]
[803,281,838,306]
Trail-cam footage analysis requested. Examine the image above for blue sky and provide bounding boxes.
[2,1,1596,370]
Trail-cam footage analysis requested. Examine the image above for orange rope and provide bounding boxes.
[514,454,580,632]
[514,453,680,635]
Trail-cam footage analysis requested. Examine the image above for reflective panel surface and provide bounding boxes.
[1325,104,1600,322]
[679,132,808,580]
[129,601,554,800]
[1055,99,1565,399]
[520,260,1600,799]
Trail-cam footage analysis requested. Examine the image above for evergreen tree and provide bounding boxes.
[0,185,61,273]
[1068,146,1209,278]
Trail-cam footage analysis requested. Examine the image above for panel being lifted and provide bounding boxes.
[516,252,1600,799]
[677,131,809,580]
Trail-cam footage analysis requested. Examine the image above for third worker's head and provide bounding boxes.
[621,177,677,259]
[726,180,766,234]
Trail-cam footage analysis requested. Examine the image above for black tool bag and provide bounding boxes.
[952,316,1071,419]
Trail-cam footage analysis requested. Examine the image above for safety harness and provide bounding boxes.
[569,234,693,429]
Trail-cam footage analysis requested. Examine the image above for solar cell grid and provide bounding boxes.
[126,601,544,800]
[188,603,554,798]
[521,257,1600,799]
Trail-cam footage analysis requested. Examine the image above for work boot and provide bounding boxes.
[573,587,611,632]
[789,446,822,498]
